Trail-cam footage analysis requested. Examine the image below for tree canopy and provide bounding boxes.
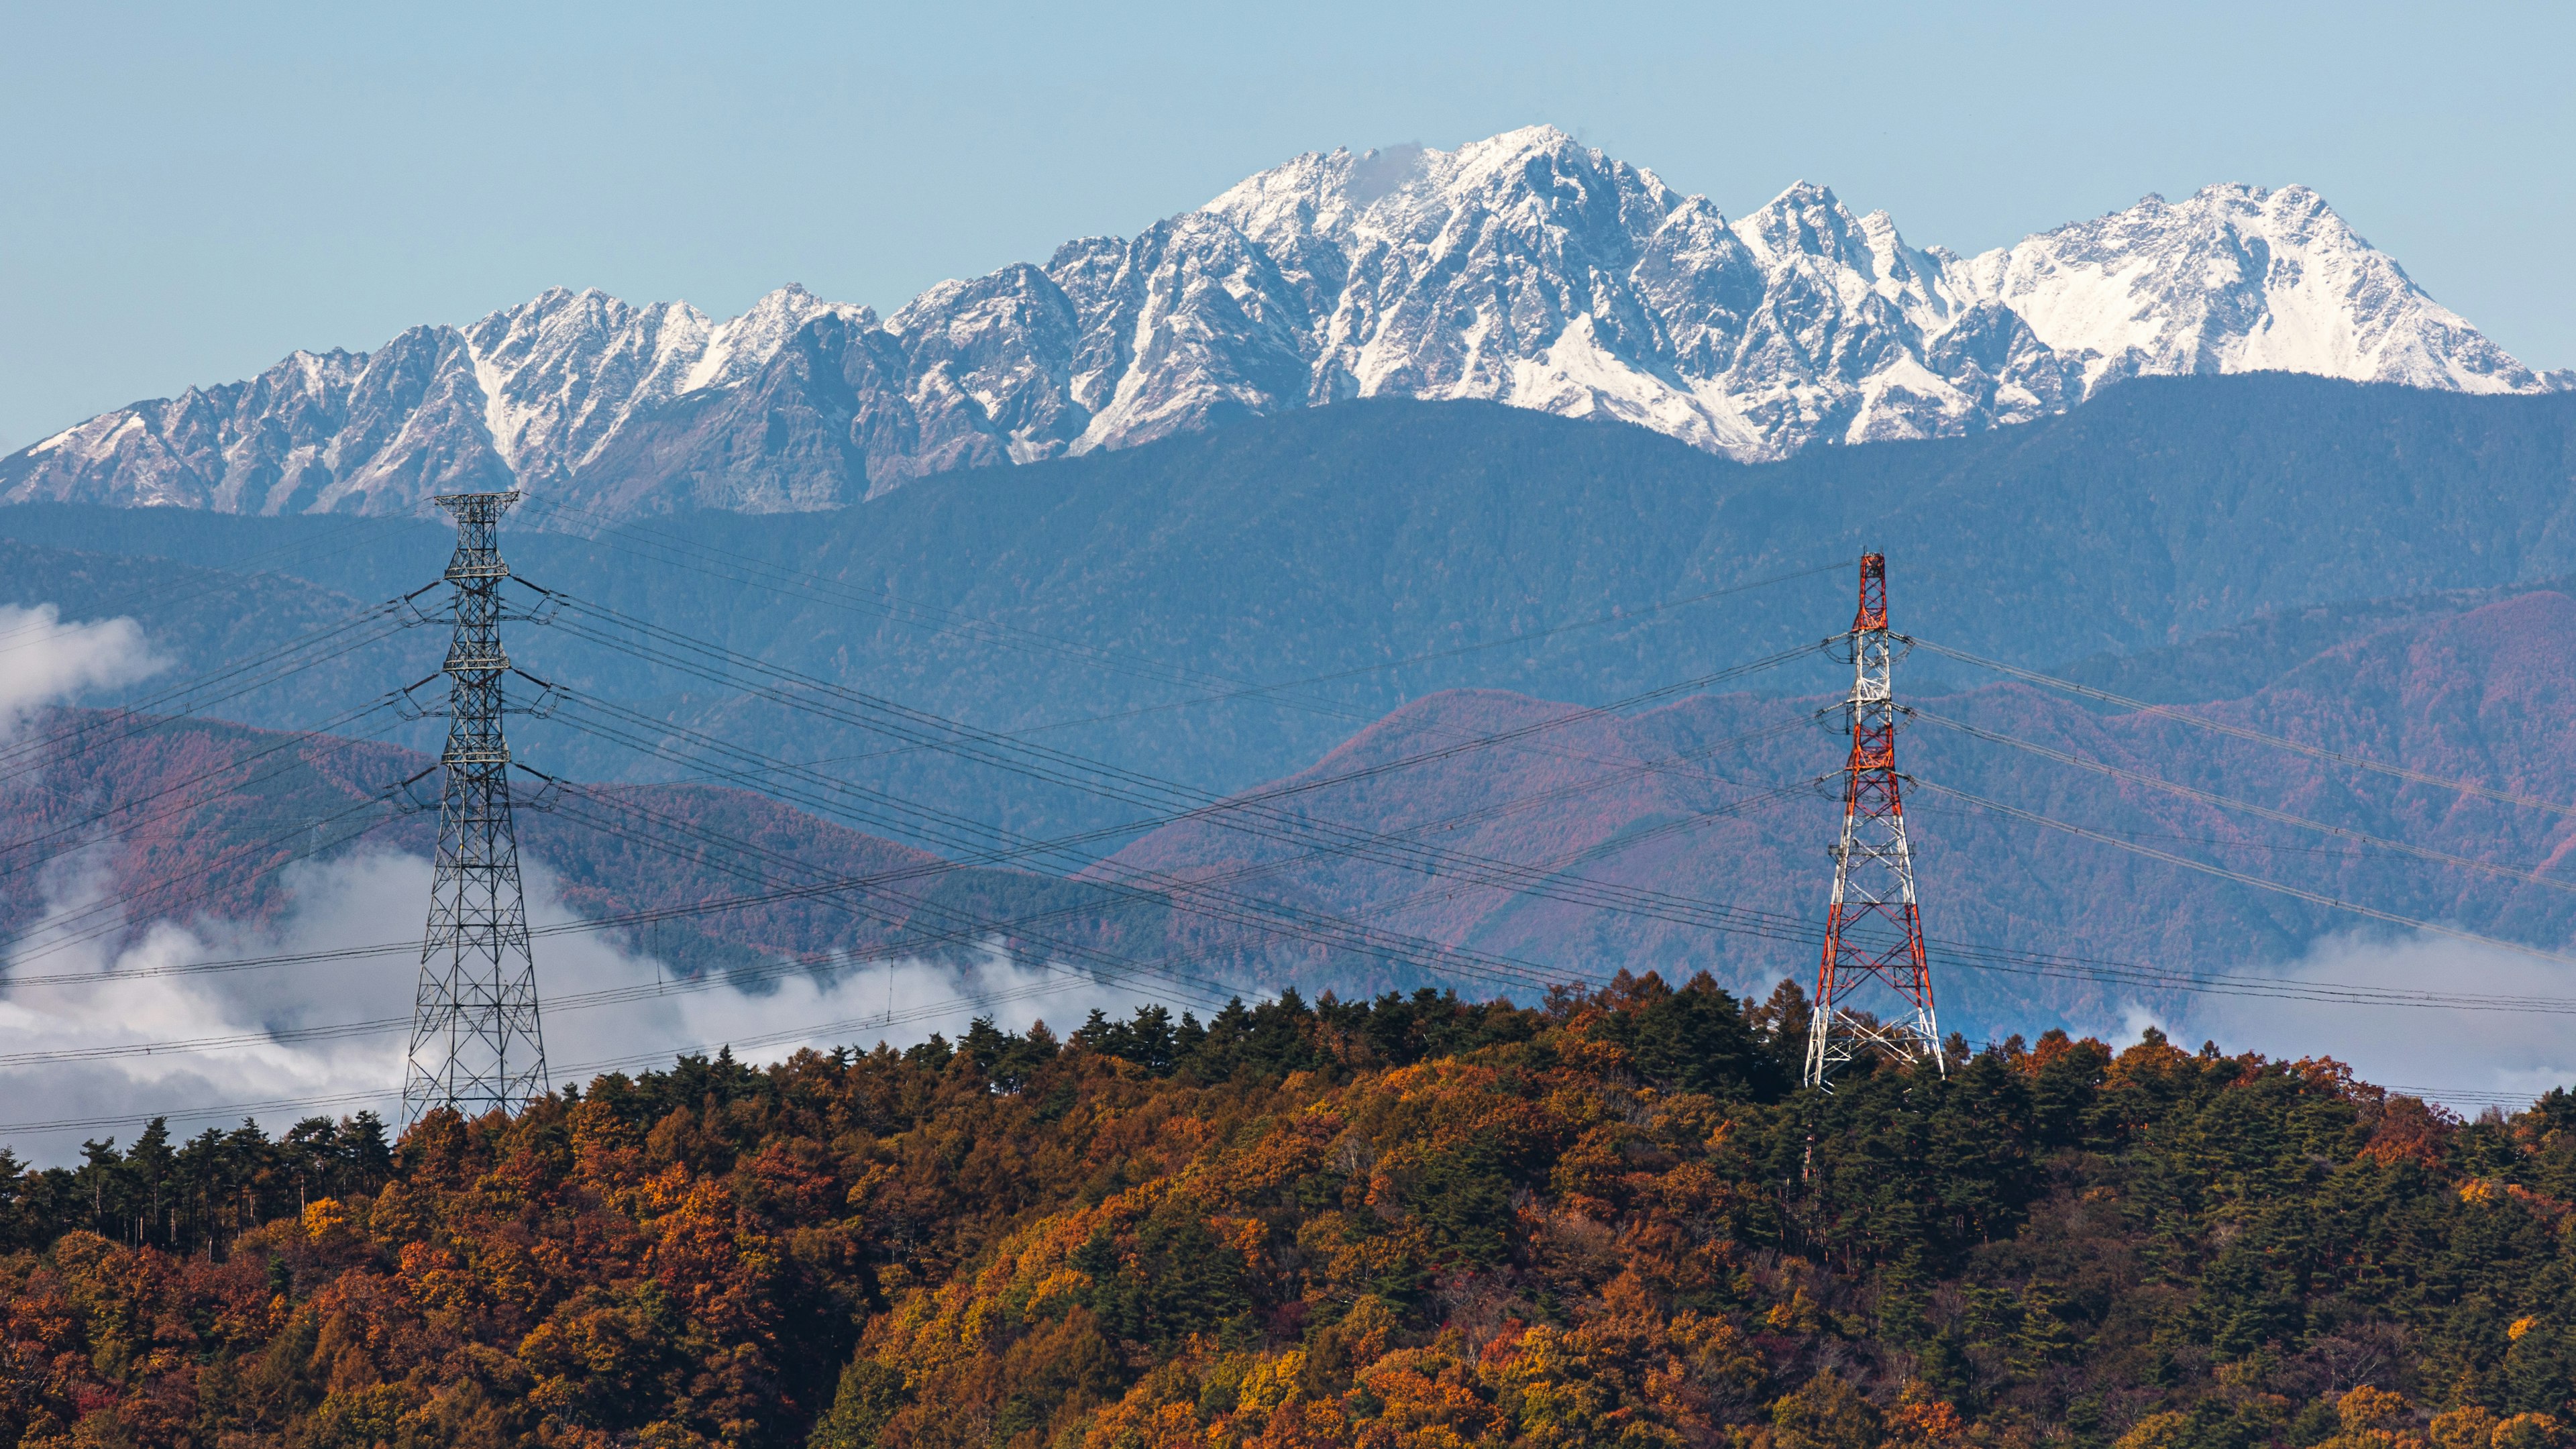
[1,974,2569,1449]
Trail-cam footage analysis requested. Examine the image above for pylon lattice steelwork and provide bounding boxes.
[402,491,549,1124]
[1804,552,1942,1089]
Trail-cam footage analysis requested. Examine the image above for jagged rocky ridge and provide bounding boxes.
[5,126,2562,518]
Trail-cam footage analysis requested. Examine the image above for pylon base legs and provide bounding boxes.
[1804,1005,1942,1092]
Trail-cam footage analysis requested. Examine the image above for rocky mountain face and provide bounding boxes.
[0,285,871,517]
[4,127,2563,519]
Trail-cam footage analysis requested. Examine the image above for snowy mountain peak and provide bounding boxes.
[1761,178,1837,209]
[690,283,872,394]
[1466,121,1579,154]
[4,128,2561,518]
[457,282,870,480]
[1946,183,2542,396]
[1731,181,1866,263]
[1445,123,1609,186]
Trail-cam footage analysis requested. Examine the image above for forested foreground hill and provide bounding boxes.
[6,979,2576,1449]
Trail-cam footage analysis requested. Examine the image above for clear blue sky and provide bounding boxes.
[3,1,2568,451]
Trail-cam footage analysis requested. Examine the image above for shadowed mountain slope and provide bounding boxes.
[1091,588,2576,1031]
[7,378,2576,857]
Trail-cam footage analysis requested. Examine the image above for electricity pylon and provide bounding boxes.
[402,490,549,1124]
[1805,551,1942,1089]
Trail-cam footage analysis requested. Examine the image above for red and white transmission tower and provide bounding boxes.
[1805,552,1942,1089]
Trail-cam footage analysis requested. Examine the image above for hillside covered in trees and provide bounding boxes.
[3,975,2573,1449]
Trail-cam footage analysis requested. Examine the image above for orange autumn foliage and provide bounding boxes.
[5,981,2576,1448]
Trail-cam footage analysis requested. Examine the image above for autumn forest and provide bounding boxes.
[2,974,2571,1449]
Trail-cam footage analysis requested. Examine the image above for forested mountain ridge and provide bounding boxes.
[3,982,2572,1449]
[9,377,2576,856]
[0,710,1148,983]
[19,567,2576,1040]
[1091,582,2576,1020]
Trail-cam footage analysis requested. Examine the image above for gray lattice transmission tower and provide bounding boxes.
[402,490,550,1124]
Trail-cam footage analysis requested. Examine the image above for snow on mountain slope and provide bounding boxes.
[1943,184,2539,395]
[0,284,864,517]
[3,127,2559,518]
[4,328,514,514]
[464,282,871,483]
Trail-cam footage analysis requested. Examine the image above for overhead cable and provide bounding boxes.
[1909,635,2576,820]
[1915,777,2576,975]
[1911,706,2576,897]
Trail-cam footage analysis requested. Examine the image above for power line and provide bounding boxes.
[17,756,2576,1104]
[0,967,1118,1136]
[511,491,1847,734]
[24,503,2576,1136]
[1908,635,2576,820]
[540,602,1821,816]
[4,544,1830,988]
[1911,706,2576,897]
[529,665,1822,983]
[537,585,1820,857]
[37,515,2575,1092]
[0,509,425,661]
[0,600,418,784]
[0,694,1830,1077]
[0,714,1817,997]
[2,500,1833,979]
[541,710,1587,1000]
[1915,777,2576,975]
[8,981,2562,1138]
[1928,942,2576,1014]
[2386,1083,2561,1109]
[0,693,408,884]
[26,576,2576,1053]
[46,596,2566,1033]
[0,792,403,975]
[502,490,1847,804]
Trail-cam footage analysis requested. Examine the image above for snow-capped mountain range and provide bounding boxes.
[6,126,2562,518]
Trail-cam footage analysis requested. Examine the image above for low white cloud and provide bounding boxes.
[0,603,164,740]
[2080,931,2576,1115]
[0,847,1168,1165]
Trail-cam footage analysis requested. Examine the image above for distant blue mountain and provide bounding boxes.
[5,374,2575,859]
